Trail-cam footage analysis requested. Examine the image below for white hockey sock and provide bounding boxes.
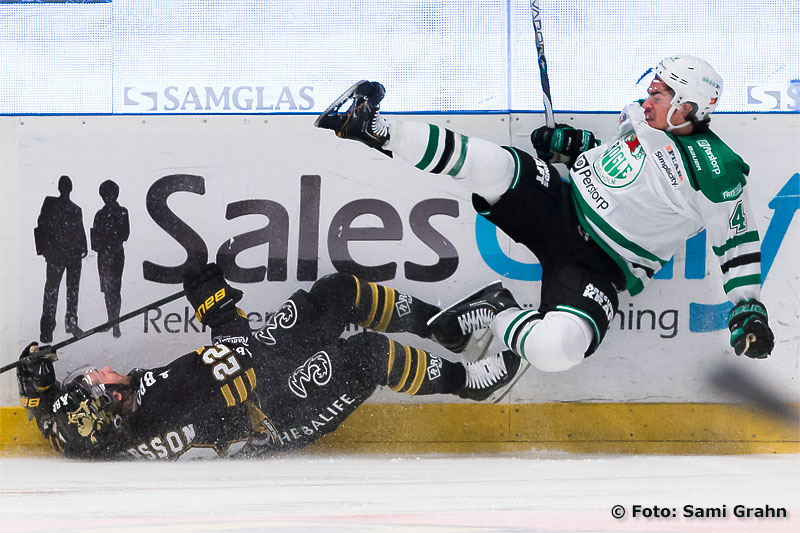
[492,308,542,358]
[384,119,435,166]
[385,119,514,205]
[492,309,592,372]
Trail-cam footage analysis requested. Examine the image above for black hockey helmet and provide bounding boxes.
[48,365,123,456]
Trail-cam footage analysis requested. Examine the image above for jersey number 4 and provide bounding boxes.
[729,200,747,233]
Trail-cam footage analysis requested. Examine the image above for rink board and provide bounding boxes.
[2,403,798,456]
[0,113,798,408]
[0,113,797,455]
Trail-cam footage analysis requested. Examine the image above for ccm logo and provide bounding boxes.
[195,288,227,321]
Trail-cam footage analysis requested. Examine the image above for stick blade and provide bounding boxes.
[708,363,800,426]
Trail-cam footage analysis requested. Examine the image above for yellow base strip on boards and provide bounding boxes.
[2,403,798,456]
[0,407,54,456]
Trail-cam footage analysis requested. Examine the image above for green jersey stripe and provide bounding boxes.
[712,231,759,256]
[570,195,645,295]
[570,180,669,267]
[723,274,762,294]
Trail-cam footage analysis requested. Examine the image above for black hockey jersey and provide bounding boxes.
[126,287,373,459]
[33,286,376,460]
[122,343,262,459]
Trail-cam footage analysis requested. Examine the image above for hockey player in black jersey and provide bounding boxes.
[17,264,520,460]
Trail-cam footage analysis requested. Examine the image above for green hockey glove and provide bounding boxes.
[530,124,600,168]
[728,299,774,359]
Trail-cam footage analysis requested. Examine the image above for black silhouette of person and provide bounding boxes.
[35,175,88,343]
[90,180,130,338]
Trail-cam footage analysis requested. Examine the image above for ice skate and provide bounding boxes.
[314,80,392,155]
[457,350,525,402]
[480,354,530,403]
[427,281,519,354]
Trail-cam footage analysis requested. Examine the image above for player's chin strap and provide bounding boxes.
[665,104,691,132]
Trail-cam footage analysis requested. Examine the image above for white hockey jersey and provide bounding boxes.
[568,102,761,304]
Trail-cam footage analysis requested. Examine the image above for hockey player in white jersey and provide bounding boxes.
[315,55,774,375]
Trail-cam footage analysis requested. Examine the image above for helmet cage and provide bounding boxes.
[63,364,108,402]
[52,366,122,452]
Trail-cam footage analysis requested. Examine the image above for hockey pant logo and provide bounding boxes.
[582,283,614,322]
[534,158,551,188]
[255,299,298,346]
[288,351,333,399]
[395,292,413,317]
[427,354,443,381]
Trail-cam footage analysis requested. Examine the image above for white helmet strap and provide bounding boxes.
[665,104,690,132]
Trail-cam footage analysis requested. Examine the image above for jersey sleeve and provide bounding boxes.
[208,305,254,344]
[700,189,762,304]
[671,129,761,305]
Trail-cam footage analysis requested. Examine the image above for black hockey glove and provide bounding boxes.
[530,124,600,168]
[17,342,57,400]
[183,262,243,327]
[728,299,774,359]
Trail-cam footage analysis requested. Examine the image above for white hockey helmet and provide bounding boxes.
[654,56,722,127]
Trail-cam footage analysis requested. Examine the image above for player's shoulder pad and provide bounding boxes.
[670,129,750,203]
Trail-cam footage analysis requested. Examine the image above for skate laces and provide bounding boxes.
[370,112,389,137]
[464,353,508,389]
[352,96,387,139]
[457,307,496,335]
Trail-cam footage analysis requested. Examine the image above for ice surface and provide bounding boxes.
[1,453,798,532]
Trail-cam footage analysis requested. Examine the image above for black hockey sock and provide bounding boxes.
[352,276,439,337]
[384,338,465,396]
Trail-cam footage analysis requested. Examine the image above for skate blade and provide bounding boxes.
[313,80,369,128]
[460,328,495,363]
[487,359,531,404]
[426,280,504,328]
